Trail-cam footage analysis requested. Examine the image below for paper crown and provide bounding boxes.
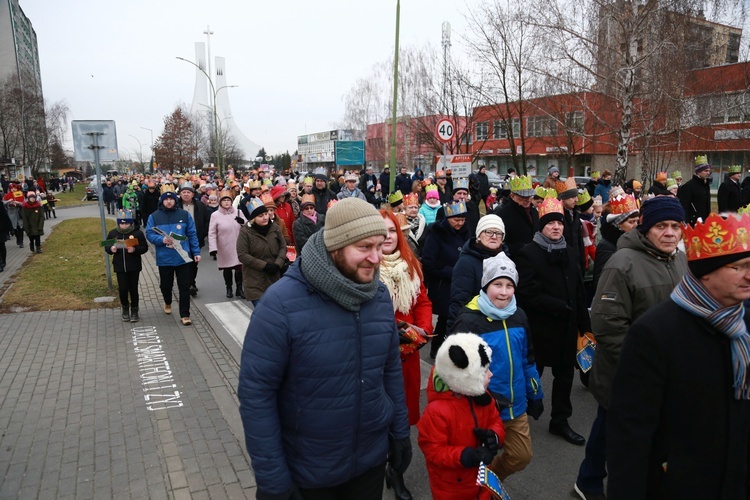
[262,178,273,186]
[395,212,411,230]
[248,197,266,215]
[671,170,682,179]
[682,213,750,261]
[327,199,338,209]
[695,155,709,167]
[303,176,314,185]
[444,201,468,217]
[218,189,234,201]
[555,177,577,195]
[534,186,555,198]
[116,209,134,222]
[729,165,743,174]
[590,171,601,179]
[538,196,564,219]
[261,193,275,208]
[160,183,175,195]
[388,190,404,205]
[425,184,438,193]
[666,179,678,189]
[740,205,750,215]
[300,194,316,207]
[609,185,625,199]
[576,189,592,206]
[593,195,603,206]
[453,178,469,191]
[179,181,193,192]
[246,180,262,190]
[314,167,327,176]
[509,175,534,196]
[403,193,420,206]
[656,171,668,182]
[608,193,639,215]
[344,172,358,182]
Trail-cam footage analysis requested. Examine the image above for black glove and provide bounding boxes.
[473,428,500,453]
[388,437,412,475]
[459,446,496,468]
[235,216,244,226]
[263,263,280,275]
[209,250,217,258]
[256,484,303,500]
[527,398,544,420]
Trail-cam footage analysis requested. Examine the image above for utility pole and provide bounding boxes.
[389,0,401,194]
[441,21,451,165]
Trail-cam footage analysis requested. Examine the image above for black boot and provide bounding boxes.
[226,286,233,299]
[130,307,139,323]
[121,306,130,322]
[384,465,412,500]
[236,284,245,299]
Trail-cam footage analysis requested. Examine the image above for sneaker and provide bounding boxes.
[574,482,607,500]
[163,303,172,315]
[181,317,192,326]
[189,285,198,296]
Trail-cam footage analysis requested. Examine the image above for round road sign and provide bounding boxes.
[435,118,455,143]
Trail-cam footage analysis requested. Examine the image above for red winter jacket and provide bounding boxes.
[418,368,505,500]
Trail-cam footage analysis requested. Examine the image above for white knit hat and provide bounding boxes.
[475,214,506,239]
[435,333,492,397]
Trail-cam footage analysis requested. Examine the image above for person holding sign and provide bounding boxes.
[105,210,148,322]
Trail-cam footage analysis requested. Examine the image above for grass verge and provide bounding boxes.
[52,184,96,207]
[0,218,119,312]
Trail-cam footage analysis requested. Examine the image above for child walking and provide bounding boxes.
[105,210,148,322]
[453,252,544,480]
[21,191,45,254]
[418,333,505,500]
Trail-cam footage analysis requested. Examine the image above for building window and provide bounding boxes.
[512,118,521,138]
[476,122,489,141]
[527,115,558,137]
[493,120,507,139]
[565,111,584,134]
[699,92,750,124]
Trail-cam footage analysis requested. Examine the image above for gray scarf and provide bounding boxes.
[533,231,567,252]
[300,231,380,311]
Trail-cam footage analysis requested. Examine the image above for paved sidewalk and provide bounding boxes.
[0,205,256,499]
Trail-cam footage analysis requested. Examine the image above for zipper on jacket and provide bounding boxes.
[502,320,515,420]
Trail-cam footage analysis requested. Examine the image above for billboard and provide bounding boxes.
[335,141,365,166]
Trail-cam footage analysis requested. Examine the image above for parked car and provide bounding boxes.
[485,170,503,190]
[571,176,591,189]
[86,180,101,201]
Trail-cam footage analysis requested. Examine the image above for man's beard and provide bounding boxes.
[331,250,378,284]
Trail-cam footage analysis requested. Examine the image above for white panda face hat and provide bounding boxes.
[435,333,492,397]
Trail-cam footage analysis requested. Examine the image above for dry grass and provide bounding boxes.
[0,218,120,312]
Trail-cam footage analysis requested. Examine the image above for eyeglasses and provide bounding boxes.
[725,263,750,274]
[303,205,316,211]
[483,230,504,238]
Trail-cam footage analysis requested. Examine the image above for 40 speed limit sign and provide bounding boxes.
[435,118,455,143]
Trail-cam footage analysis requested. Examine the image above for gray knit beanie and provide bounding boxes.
[323,198,387,251]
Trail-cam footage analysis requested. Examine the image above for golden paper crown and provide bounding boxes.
[729,165,743,174]
[576,189,592,206]
[682,213,750,261]
[671,170,682,179]
[300,194,316,206]
[246,180,262,190]
[160,183,175,195]
[739,205,750,215]
[535,186,556,199]
[666,179,678,189]
[403,193,420,206]
[590,171,601,179]
[218,189,234,201]
[388,190,404,205]
[425,184,438,193]
[303,176,314,185]
[608,193,639,215]
[694,155,709,167]
[261,193,275,208]
[509,175,533,194]
[538,196,564,219]
[656,171,668,182]
[444,201,468,217]
[555,177,577,194]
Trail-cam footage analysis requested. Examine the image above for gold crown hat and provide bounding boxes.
[682,213,750,278]
[576,189,593,210]
[218,189,234,201]
[694,154,711,173]
[388,190,404,206]
[444,201,468,218]
[260,193,275,208]
[246,180,262,190]
[262,178,273,186]
[593,195,603,207]
[425,184,438,193]
[557,177,578,200]
[538,196,565,226]
[160,183,176,195]
[509,175,534,196]
[590,171,601,179]
[403,192,420,206]
[671,170,682,179]
[300,193,316,208]
[656,171,668,182]
[729,165,743,174]
[666,178,678,190]
[303,176,314,186]
[606,192,640,226]
[453,178,470,192]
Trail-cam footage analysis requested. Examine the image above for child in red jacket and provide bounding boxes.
[418,333,506,500]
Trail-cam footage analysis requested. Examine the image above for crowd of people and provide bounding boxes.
[6,159,749,498]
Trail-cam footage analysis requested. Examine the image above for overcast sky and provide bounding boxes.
[21,0,471,161]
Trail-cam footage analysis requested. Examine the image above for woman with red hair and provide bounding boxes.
[378,209,432,500]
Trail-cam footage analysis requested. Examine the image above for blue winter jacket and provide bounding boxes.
[237,261,410,495]
[453,296,543,421]
[145,206,200,267]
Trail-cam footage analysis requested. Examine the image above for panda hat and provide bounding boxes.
[435,333,492,397]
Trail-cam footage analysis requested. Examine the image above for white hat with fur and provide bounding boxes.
[435,333,492,397]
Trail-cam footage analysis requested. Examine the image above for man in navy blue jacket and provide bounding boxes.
[238,198,411,499]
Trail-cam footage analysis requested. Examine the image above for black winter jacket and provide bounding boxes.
[717,176,742,213]
[292,213,325,254]
[422,218,469,312]
[493,199,539,259]
[105,228,149,273]
[177,199,208,247]
[677,175,711,224]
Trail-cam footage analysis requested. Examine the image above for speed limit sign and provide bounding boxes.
[435,118,455,143]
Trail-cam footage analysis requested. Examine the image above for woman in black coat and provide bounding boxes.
[515,205,591,445]
[421,211,469,357]
[292,195,325,254]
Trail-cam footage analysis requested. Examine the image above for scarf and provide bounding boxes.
[116,224,135,235]
[300,231,380,311]
[671,272,750,399]
[303,211,318,224]
[379,251,421,314]
[533,231,567,252]
[477,291,517,320]
[252,223,270,236]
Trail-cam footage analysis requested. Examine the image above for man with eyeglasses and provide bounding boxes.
[606,211,750,498]
[574,196,687,499]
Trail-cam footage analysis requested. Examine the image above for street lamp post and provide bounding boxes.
[128,134,144,172]
[140,127,153,173]
[176,56,236,177]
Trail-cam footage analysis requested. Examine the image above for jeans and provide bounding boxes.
[158,264,192,317]
[576,405,608,494]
